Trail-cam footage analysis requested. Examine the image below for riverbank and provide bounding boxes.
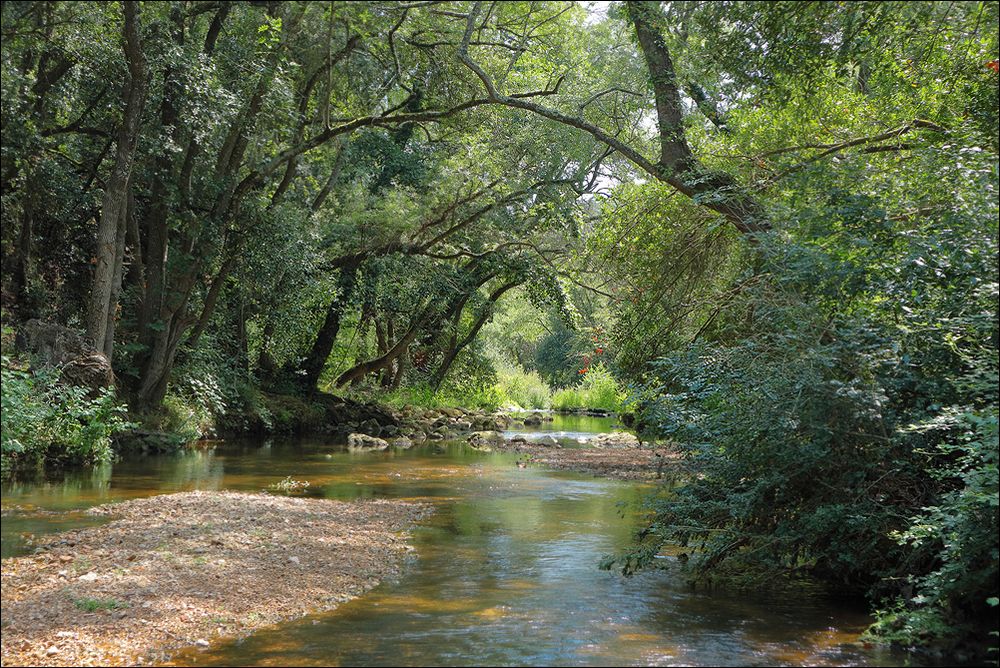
[0,491,431,667]
[493,431,678,481]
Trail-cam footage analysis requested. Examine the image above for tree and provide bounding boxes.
[85,0,146,360]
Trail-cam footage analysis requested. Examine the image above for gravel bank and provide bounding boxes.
[1,491,431,666]
[494,438,679,480]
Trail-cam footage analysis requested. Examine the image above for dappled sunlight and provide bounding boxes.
[5,437,923,667]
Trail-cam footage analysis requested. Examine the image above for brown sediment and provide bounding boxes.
[494,440,680,481]
[0,491,431,666]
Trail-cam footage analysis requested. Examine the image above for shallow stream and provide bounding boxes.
[2,414,913,666]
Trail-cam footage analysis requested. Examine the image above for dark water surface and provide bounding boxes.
[2,414,910,666]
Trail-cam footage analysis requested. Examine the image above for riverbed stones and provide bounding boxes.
[358,419,382,437]
[593,432,640,449]
[467,431,505,448]
[347,433,390,450]
[0,492,430,667]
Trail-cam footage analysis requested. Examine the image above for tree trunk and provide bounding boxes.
[102,195,129,358]
[11,179,34,312]
[389,346,407,389]
[335,320,424,387]
[186,254,237,349]
[302,263,359,389]
[432,281,519,389]
[86,0,147,353]
[624,0,766,233]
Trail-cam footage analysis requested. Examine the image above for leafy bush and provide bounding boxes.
[1,359,133,474]
[551,364,623,412]
[614,208,999,655]
[868,409,999,653]
[494,362,551,409]
[154,337,274,437]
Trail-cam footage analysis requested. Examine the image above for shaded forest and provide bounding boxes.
[1,1,997,661]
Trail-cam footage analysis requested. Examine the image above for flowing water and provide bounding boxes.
[2,414,913,666]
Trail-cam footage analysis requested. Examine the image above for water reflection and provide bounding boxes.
[2,427,910,666]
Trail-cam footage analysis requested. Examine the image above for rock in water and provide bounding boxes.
[467,431,505,449]
[347,433,390,450]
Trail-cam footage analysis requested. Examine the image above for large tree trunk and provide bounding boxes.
[302,263,359,389]
[136,4,183,361]
[11,179,34,312]
[101,195,129,357]
[86,1,147,358]
[432,281,519,390]
[624,1,766,233]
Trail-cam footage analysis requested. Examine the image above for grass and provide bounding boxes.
[550,364,623,412]
[73,597,128,612]
[494,364,550,409]
[336,359,622,414]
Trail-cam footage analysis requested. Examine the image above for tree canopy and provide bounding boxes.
[1,0,997,659]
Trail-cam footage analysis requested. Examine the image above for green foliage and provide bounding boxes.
[1,359,132,474]
[72,597,128,613]
[266,476,310,495]
[551,364,623,412]
[0,1,996,657]
[493,362,551,410]
[868,410,999,653]
[617,186,998,652]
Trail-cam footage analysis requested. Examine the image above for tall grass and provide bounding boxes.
[370,362,551,411]
[375,382,509,411]
[494,363,550,409]
[551,364,623,412]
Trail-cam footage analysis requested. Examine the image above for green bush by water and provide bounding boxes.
[494,363,550,409]
[1,358,133,474]
[551,364,623,412]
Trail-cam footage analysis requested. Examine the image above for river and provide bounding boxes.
[1,413,912,666]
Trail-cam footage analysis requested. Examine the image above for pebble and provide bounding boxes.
[3,491,429,667]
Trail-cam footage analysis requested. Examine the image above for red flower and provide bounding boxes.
[986,60,999,73]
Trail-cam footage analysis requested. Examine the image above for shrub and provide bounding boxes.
[551,363,623,412]
[1,359,133,474]
[494,362,550,409]
[868,409,999,653]
[611,209,999,656]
